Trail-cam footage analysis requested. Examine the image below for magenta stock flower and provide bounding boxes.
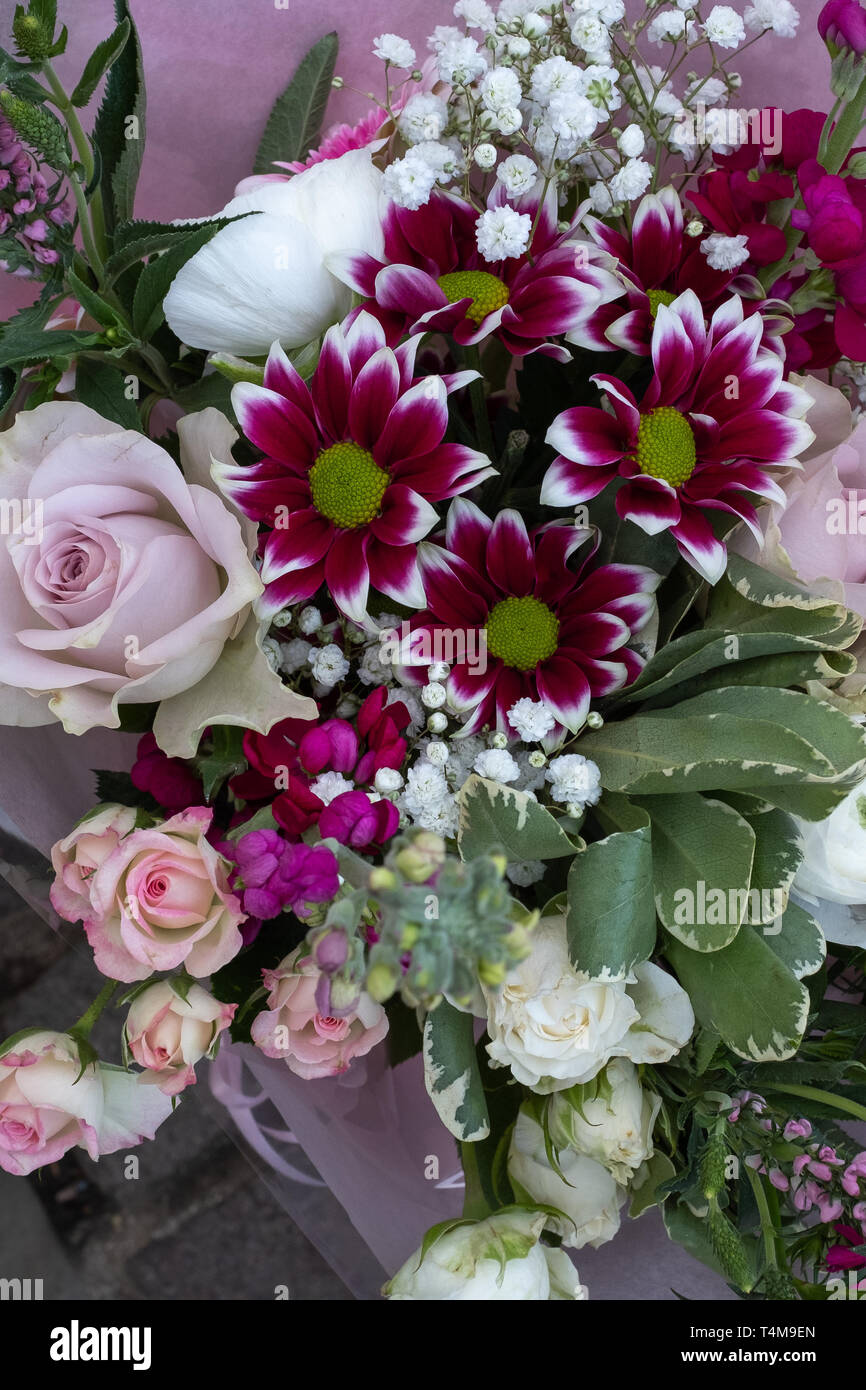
[542,291,815,584]
[819,0,866,54]
[574,188,734,355]
[329,185,622,362]
[231,831,339,920]
[401,499,660,740]
[217,312,495,624]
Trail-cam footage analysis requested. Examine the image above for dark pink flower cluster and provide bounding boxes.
[0,112,69,275]
[230,830,339,920]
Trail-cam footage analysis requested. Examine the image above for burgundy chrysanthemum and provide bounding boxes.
[328,185,622,362]
[542,290,815,584]
[398,498,660,740]
[216,312,495,624]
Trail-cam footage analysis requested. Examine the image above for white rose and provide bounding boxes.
[548,1057,661,1181]
[793,776,866,944]
[508,1109,624,1248]
[164,149,385,355]
[483,915,694,1093]
[383,1208,588,1300]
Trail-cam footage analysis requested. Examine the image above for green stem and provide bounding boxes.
[825,73,866,175]
[745,1165,778,1269]
[42,60,108,264]
[70,979,117,1040]
[767,1081,866,1123]
[462,344,496,461]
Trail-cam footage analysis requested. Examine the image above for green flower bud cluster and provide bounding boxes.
[12,1,65,62]
[0,90,70,169]
[363,830,535,1010]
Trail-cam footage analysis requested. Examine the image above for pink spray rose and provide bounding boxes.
[0,401,262,734]
[251,946,389,1080]
[124,981,236,1096]
[731,375,866,618]
[0,1030,172,1176]
[50,806,246,983]
[49,803,138,924]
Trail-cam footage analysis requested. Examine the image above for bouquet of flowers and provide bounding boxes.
[2,0,866,1303]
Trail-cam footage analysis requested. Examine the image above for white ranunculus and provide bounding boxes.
[548,1058,661,1182]
[164,149,385,356]
[482,915,694,1093]
[383,1208,588,1300]
[508,1109,624,1249]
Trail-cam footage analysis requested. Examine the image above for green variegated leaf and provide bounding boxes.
[664,928,810,1062]
[457,775,579,862]
[760,902,826,980]
[567,794,656,979]
[630,1149,678,1218]
[711,552,858,622]
[633,793,755,951]
[423,1002,489,1143]
[741,807,802,924]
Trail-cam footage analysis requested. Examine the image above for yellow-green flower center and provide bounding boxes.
[309,441,388,529]
[437,270,510,326]
[635,406,697,488]
[647,288,677,319]
[485,596,560,671]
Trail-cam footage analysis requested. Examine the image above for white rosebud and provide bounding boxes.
[421,681,448,708]
[426,741,450,765]
[428,661,451,681]
[427,711,449,733]
[374,767,405,794]
[298,605,323,634]
[617,123,645,158]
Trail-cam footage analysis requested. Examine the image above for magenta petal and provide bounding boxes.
[343,310,389,373]
[261,510,334,581]
[324,529,370,622]
[393,442,496,500]
[262,340,315,414]
[370,484,438,546]
[366,538,427,609]
[486,509,534,596]
[348,347,401,447]
[448,656,499,711]
[312,326,353,440]
[445,496,493,573]
[232,382,319,466]
[375,378,449,470]
[545,405,630,467]
[536,657,591,733]
[259,561,326,616]
[671,505,728,585]
[648,300,697,404]
[417,544,494,624]
[376,263,444,317]
[541,456,618,506]
[616,477,682,535]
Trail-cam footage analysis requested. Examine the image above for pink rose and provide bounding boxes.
[732,375,866,617]
[51,806,246,982]
[251,947,388,1080]
[0,1030,172,1176]
[0,400,261,734]
[124,981,236,1096]
[49,803,138,923]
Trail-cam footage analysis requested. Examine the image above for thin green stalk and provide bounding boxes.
[767,1082,866,1124]
[42,60,107,260]
[463,344,496,461]
[745,1165,778,1269]
[70,979,117,1039]
[825,73,866,174]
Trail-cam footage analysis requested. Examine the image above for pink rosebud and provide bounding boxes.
[125,981,236,1096]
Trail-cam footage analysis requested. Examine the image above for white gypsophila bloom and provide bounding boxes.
[589,180,614,213]
[496,153,538,196]
[700,232,750,270]
[271,608,293,629]
[609,157,653,202]
[497,0,538,19]
[529,55,584,104]
[454,0,496,27]
[438,33,488,84]
[427,710,449,734]
[399,93,449,145]
[628,63,682,117]
[261,637,282,673]
[279,637,312,674]
[413,139,464,182]
[507,34,532,56]
[473,748,521,782]
[357,645,392,685]
[475,142,499,170]
[425,741,450,765]
[399,687,427,734]
[508,697,556,742]
[428,24,463,52]
[617,123,645,157]
[546,754,603,807]
[703,4,746,46]
[480,66,523,113]
[744,0,799,35]
[297,605,322,635]
[336,696,359,719]
[373,33,417,67]
[546,90,600,142]
[506,859,546,886]
[414,796,461,836]
[382,153,439,210]
[310,770,355,805]
[648,8,692,41]
[421,680,448,709]
[309,643,350,686]
[582,65,622,111]
[404,759,451,807]
[445,733,486,781]
[571,13,610,51]
[374,767,405,794]
[571,0,625,23]
[685,74,729,105]
[476,204,533,260]
[494,106,524,136]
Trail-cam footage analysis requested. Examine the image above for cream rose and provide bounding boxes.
[124,981,236,1095]
[483,915,695,1093]
[508,1108,625,1249]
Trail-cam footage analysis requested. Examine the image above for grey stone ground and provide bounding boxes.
[0,878,352,1301]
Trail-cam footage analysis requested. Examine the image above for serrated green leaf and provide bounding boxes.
[665,926,810,1061]
[73,355,140,429]
[457,774,579,862]
[254,32,338,174]
[131,221,227,342]
[567,794,656,979]
[423,1001,490,1142]
[633,792,755,951]
[70,19,130,106]
[91,0,145,232]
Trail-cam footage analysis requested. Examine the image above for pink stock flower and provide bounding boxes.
[51,807,246,983]
[542,291,815,584]
[574,187,734,355]
[217,313,495,623]
[230,830,339,919]
[400,498,660,740]
[329,185,622,361]
[125,982,236,1097]
[819,0,866,53]
[0,1031,172,1176]
[251,946,389,1080]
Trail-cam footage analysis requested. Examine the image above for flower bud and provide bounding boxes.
[369,866,398,892]
[365,961,400,1002]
